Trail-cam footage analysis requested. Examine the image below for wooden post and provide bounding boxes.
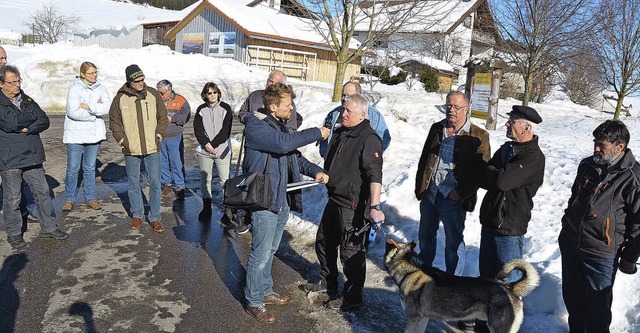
[487,58,508,131]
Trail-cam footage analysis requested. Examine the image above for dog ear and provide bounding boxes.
[409,240,418,250]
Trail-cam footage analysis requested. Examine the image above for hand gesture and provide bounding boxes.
[205,143,216,154]
[80,103,90,110]
[315,172,329,184]
[319,127,330,140]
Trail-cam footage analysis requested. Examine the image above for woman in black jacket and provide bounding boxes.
[193,82,234,223]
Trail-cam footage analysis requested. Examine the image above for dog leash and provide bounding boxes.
[356,221,401,249]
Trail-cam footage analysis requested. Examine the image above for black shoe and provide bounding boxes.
[199,199,212,221]
[26,213,38,222]
[325,298,361,312]
[175,188,185,200]
[40,229,69,240]
[235,223,250,235]
[7,235,27,250]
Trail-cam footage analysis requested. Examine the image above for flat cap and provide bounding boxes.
[508,105,542,124]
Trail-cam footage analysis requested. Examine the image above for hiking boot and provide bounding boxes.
[161,185,173,197]
[40,229,69,240]
[175,188,185,200]
[150,221,164,233]
[62,201,73,211]
[130,217,143,230]
[7,234,27,250]
[199,198,212,221]
[85,200,101,210]
[263,293,291,305]
[325,298,361,312]
[245,305,276,323]
[235,223,250,235]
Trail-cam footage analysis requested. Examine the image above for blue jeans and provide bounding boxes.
[479,226,524,282]
[160,136,185,189]
[65,143,101,202]
[2,167,57,236]
[245,206,289,307]
[418,192,467,274]
[559,232,617,333]
[124,153,161,221]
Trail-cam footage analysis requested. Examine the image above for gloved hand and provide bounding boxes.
[619,260,638,274]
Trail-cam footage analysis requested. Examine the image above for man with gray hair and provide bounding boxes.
[415,91,491,275]
[156,79,190,200]
[0,65,68,249]
[303,93,385,312]
[0,46,7,67]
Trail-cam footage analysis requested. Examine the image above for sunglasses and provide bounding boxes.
[132,78,145,83]
[207,91,219,96]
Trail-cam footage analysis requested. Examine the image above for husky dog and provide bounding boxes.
[384,240,540,333]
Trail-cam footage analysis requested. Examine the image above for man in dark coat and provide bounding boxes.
[415,91,491,274]
[242,83,329,323]
[303,93,385,312]
[560,120,640,333]
[0,65,68,250]
[478,105,545,282]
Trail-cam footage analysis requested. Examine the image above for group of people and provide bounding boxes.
[1,43,639,332]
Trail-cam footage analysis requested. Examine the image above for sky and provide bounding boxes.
[2,0,640,332]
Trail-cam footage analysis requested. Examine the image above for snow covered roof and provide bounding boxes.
[396,51,456,73]
[355,0,482,34]
[0,29,22,40]
[165,0,360,50]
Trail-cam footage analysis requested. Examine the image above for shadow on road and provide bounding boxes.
[0,253,29,333]
[69,301,97,333]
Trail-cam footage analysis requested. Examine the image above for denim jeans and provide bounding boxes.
[124,153,161,221]
[245,206,289,307]
[197,153,230,199]
[65,143,101,202]
[479,226,524,282]
[559,232,617,333]
[160,136,185,189]
[1,167,56,236]
[418,192,467,274]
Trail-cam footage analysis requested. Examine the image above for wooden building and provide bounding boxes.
[164,0,361,83]
[143,21,179,49]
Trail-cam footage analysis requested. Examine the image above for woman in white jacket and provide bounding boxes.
[62,62,111,211]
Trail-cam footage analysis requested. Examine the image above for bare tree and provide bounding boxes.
[24,3,80,44]
[593,0,640,119]
[489,0,597,106]
[562,47,605,108]
[293,1,438,101]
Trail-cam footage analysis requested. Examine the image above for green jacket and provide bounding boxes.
[109,83,168,156]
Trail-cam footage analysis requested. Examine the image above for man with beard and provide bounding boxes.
[560,120,640,333]
[415,91,491,275]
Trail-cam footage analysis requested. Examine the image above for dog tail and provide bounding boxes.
[497,259,540,298]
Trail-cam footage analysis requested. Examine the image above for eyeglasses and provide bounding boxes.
[132,78,144,83]
[3,79,22,86]
[85,71,99,75]
[207,91,219,96]
[445,104,467,111]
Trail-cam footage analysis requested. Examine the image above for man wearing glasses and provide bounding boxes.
[415,91,491,275]
[156,79,191,201]
[109,64,169,233]
[0,65,68,249]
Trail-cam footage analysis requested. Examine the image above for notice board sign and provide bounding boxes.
[470,73,492,120]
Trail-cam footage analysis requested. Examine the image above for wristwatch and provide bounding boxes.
[370,204,381,211]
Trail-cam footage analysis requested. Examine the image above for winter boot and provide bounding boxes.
[198,198,212,222]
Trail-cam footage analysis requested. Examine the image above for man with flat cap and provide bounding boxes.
[477,105,545,283]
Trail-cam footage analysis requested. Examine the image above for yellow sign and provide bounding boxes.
[471,73,492,120]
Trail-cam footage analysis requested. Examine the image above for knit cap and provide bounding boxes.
[125,64,144,82]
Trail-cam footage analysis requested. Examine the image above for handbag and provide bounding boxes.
[223,134,273,210]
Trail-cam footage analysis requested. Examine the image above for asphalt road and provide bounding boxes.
[0,114,320,333]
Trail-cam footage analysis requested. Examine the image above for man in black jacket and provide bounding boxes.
[0,65,68,250]
[478,105,545,282]
[303,93,384,312]
[560,120,640,333]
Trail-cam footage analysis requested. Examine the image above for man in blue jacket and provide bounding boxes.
[318,81,390,158]
[243,83,329,323]
[0,65,68,250]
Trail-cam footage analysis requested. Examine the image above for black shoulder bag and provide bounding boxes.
[223,134,273,210]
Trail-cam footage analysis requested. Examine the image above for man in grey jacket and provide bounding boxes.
[0,65,68,250]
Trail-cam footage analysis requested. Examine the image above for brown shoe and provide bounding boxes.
[150,221,164,233]
[85,200,101,210]
[62,201,73,211]
[263,293,291,305]
[161,185,173,197]
[245,305,276,323]
[130,217,142,230]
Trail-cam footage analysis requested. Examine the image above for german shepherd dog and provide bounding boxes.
[384,240,540,333]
